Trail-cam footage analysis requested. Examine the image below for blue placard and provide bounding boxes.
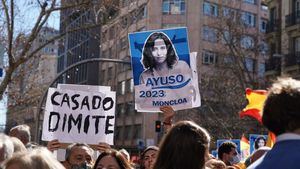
[128,27,194,112]
[249,134,267,154]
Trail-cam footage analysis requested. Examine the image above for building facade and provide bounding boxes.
[6,27,59,140]
[265,0,300,82]
[57,0,101,85]
[100,0,268,153]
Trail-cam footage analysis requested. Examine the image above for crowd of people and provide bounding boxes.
[1,77,300,169]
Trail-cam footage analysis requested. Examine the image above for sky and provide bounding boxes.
[0,0,60,127]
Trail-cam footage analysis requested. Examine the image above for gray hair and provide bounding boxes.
[65,143,94,161]
[3,147,65,169]
[10,125,31,144]
[0,134,14,163]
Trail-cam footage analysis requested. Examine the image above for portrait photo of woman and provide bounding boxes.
[254,136,266,150]
[139,32,191,84]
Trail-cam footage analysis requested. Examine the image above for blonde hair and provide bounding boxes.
[3,147,64,169]
[10,137,26,153]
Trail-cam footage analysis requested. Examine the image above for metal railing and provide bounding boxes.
[285,10,300,27]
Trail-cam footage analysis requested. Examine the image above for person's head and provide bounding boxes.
[153,121,211,169]
[142,32,178,70]
[262,77,300,136]
[254,136,266,149]
[9,124,31,146]
[218,141,240,166]
[2,147,64,169]
[119,149,130,161]
[65,143,94,168]
[205,158,226,169]
[244,146,271,167]
[0,134,14,164]
[141,146,159,169]
[9,137,27,153]
[93,149,132,169]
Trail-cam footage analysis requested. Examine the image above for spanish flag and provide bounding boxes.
[240,135,250,159]
[239,88,267,123]
[239,88,276,148]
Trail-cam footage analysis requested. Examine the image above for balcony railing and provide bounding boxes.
[266,19,280,33]
[265,57,281,71]
[285,10,300,27]
[284,52,300,67]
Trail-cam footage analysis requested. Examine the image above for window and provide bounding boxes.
[223,56,234,64]
[202,26,217,43]
[294,37,300,53]
[241,36,254,49]
[100,70,105,83]
[115,127,123,140]
[133,125,142,139]
[260,19,267,33]
[222,31,231,44]
[203,2,218,17]
[124,126,132,140]
[118,81,126,95]
[296,0,300,17]
[130,78,134,92]
[243,0,256,4]
[261,4,268,11]
[245,57,255,72]
[107,67,113,80]
[241,12,256,27]
[135,5,147,21]
[223,7,236,18]
[162,23,185,29]
[202,50,217,64]
[162,0,185,15]
[121,0,129,8]
[120,37,127,50]
[109,26,115,40]
[270,7,276,23]
[258,63,265,77]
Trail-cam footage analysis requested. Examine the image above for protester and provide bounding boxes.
[205,158,226,169]
[2,147,64,169]
[244,146,271,168]
[140,146,159,169]
[9,137,26,153]
[153,121,210,169]
[0,134,14,164]
[218,141,240,166]
[248,78,300,168]
[61,143,94,169]
[9,124,36,149]
[93,149,133,169]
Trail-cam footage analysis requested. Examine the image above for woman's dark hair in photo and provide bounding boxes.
[254,136,266,149]
[142,32,177,70]
[93,149,132,169]
[153,121,211,169]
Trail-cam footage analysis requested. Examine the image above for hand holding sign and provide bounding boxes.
[47,139,62,152]
[160,106,175,125]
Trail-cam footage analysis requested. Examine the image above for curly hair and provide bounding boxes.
[141,32,178,71]
[262,77,300,136]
